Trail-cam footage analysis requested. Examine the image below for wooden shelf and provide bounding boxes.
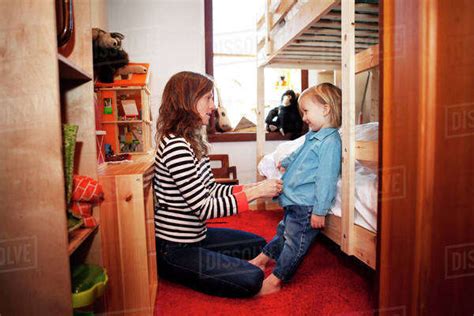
[58,53,93,82]
[102,120,151,124]
[68,226,98,256]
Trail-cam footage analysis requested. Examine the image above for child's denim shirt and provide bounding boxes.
[279,128,342,216]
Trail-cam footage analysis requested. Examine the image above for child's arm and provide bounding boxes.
[279,139,306,169]
[312,137,342,218]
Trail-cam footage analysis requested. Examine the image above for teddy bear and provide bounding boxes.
[92,28,147,83]
[265,89,303,138]
[92,28,129,83]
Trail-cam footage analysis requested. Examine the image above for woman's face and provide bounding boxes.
[196,90,215,125]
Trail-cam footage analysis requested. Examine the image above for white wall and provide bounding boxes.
[91,0,108,30]
[105,1,285,185]
[107,0,206,137]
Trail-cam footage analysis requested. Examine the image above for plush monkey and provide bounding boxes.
[265,90,303,138]
[92,27,129,83]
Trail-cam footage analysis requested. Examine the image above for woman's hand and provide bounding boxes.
[242,182,258,190]
[311,214,325,229]
[244,179,283,202]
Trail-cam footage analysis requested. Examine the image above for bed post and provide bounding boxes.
[264,0,273,56]
[256,66,266,209]
[341,0,356,255]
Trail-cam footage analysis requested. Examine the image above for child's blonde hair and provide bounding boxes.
[299,82,342,128]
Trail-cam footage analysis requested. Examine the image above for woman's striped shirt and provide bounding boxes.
[153,135,248,243]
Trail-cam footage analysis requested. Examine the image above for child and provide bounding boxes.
[249,82,342,295]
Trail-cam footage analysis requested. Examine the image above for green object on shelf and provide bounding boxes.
[67,213,84,233]
[72,264,108,309]
[63,124,79,204]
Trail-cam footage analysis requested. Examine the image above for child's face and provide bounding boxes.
[196,90,215,125]
[300,96,330,131]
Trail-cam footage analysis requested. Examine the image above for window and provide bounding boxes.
[206,0,304,140]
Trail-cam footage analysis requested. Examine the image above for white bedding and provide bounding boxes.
[258,122,379,232]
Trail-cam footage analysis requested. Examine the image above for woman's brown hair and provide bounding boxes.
[155,71,214,159]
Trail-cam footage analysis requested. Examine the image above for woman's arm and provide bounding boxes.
[161,139,282,220]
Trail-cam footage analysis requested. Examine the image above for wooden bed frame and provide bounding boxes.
[256,0,380,269]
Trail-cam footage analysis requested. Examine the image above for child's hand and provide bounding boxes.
[311,214,325,229]
[276,162,286,174]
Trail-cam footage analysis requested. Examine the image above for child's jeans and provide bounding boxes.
[262,205,320,282]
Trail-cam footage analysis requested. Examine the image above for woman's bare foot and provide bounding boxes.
[248,253,271,271]
[258,273,282,296]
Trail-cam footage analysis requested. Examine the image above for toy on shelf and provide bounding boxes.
[95,63,152,156]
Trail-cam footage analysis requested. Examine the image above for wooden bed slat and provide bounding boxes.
[322,215,377,269]
[309,27,379,38]
[355,140,379,162]
[324,12,379,23]
[266,0,339,64]
[355,44,379,73]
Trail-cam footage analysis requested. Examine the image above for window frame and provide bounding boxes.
[204,0,306,142]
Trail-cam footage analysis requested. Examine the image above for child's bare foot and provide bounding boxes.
[258,273,282,296]
[248,253,271,271]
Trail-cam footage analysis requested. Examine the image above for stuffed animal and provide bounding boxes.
[93,28,129,83]
[265,90,303,138]
[70,175,104,228]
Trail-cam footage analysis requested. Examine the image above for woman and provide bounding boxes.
[153,71,283,297]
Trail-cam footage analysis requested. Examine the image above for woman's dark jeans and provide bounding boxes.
[156,227,266,297]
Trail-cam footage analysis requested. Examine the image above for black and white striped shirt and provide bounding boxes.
[153,135,248,243]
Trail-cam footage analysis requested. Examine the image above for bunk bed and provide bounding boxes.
[256,0,380,269]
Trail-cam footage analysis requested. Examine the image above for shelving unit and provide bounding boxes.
[68,226,99,256]
[0,1,103,314]
[95,64,152,156]
[58,53,93,82]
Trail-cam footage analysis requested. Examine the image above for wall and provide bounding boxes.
[105,0,283,185]
[107,0,206,141]
[91,0,108,29]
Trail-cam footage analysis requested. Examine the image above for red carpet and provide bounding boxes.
[154,210,376,316]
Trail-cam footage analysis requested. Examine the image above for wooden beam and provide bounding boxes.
[286,45,342,53]
[270,0,297,29]
[256,66,265,209]
[256,66,265,179]
[309,27,379,38]
[297,34,379,45]
[309,21,379,31]
[301,69,309,91]
[369,67,379,122]
[355,44,379,73]
[269,0,339,61]
[291,41,370,49]
[341,0,356,255]
[204,0,213,76]
[324,11,380,23]
[266,60,341,70]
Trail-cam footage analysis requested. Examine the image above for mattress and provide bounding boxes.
[258,122,379,232]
